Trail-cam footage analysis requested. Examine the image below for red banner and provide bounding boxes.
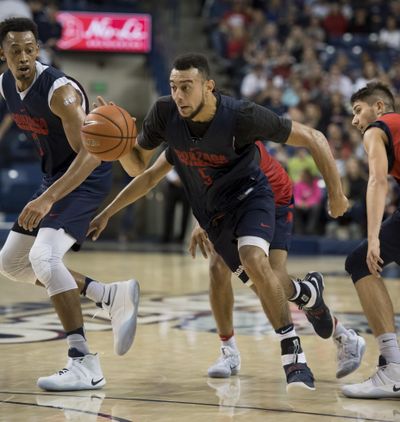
[56,12,152,53]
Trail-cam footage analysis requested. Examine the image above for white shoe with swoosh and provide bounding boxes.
[102,279,140,356]
[342,356,400,398]
[37,353,106,391]
[208,346,241,378]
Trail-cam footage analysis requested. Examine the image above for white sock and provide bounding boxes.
[222,335,237,350]
[67,333,90,355]
[86,281,105,303]
[378,333,400,364]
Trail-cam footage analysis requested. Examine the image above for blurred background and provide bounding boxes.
[0,0,400,256]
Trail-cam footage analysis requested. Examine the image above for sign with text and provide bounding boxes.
[56,12,152,53]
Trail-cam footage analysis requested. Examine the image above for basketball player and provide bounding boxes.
[91,52,349,392]
[88,142,365,382]
[0,18,140,391]
[342,82,400,399]
[188,142,365,380]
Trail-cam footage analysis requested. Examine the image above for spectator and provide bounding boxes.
[322,3,348,41]
[379,16,400,50]
[287,147,319,182]
[342,157,368,239]
[293,169,323,235]
[240,63,268,101]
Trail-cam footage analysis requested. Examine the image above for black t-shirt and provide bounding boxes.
[138,93,292,228]
[137,93,292,155]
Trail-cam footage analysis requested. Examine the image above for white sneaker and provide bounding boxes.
[36,391,105,421]
[342,357,400,399]
[102,279,140,356]
[37,353,106,391]
[334,329,366,378]
[208,346,241,378]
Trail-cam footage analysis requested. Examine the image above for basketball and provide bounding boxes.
[81,104,137,161]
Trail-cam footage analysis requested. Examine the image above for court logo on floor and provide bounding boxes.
[1,292,398,343]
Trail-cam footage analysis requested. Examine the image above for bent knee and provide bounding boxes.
[239,245,269,272]
[0,247,35,283]
[29,243,53,285]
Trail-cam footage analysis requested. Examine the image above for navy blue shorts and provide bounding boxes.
[207,189,293,283]
[12,164,112,245]
[346,208,400,282]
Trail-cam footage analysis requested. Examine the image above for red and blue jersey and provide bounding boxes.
[367,113,400,184]
[255,140,292,206]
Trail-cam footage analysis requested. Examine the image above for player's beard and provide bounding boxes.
[184,94,205,121]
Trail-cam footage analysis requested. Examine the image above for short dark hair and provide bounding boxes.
[172,53,211,80]
[0,17,39,46]
[351,81,395,112]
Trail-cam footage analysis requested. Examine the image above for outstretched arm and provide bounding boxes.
[88,151,173,240]
[286,121,348,218]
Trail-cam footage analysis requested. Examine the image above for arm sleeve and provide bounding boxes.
[137,97,171,150]
[235,101,292,149]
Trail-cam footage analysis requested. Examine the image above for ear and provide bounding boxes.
[206,79,215,92]
[375,99,386,115]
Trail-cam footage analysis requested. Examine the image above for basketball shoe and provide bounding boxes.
[37,351,106,391]
[208,346,241,378]
[282,337,315,392]
[101,279,140,356]
[296,272,334,339]
[334,329,366,378]
[285,362,315,392]
[342,356,400,399]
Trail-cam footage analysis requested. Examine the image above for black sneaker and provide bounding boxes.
[298,272,334,339]
[284,362,315,392]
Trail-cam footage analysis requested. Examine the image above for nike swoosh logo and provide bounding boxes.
[382,339,393,343]
[260,223,270,228]
[91,377,104,386]
[393,385,400,392]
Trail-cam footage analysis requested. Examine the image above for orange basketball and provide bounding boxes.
[81,104,137,161]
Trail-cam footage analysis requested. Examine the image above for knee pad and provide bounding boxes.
[0,246,37,284]
[345,244,370,283]
[29,242,76,296]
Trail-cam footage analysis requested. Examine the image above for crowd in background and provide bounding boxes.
[202,0,400,238]
[1,0,400,241]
